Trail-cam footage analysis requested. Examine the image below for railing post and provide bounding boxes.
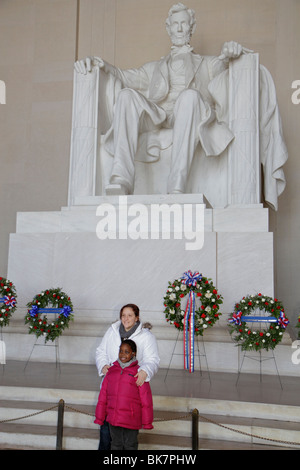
[192,408,199,450]
[56,399,65,450]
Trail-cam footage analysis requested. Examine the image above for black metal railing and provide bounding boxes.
[1,401,299,450]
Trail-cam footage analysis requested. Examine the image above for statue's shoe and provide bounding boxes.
[105,183,129,196]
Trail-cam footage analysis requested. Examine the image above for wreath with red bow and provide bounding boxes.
[0,277,17,327]
[164,270,223,373]
[164,271,223,335]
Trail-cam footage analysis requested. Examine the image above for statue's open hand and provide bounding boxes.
[74,56,104,74]
[219,41,253,60]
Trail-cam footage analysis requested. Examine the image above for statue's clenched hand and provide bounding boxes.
[74,56,104,74]
[219,41,253,60]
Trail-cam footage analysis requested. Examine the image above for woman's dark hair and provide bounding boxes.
[121,339,137,354]
[119,303,140,319]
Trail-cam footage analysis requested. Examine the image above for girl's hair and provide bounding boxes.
[121,339,137,354]
[119,303,140,319]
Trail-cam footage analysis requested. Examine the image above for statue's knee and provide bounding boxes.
[117,88,136,104]
[179,89,200,104]
[174,89,205,117]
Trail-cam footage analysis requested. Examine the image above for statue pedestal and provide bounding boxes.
[5,196,294,375]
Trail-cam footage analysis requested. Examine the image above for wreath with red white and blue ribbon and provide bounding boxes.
[164,271,223,373]
[228,293,289,351]
[0,277,17,327]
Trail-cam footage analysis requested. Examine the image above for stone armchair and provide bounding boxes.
[68,53,287,210]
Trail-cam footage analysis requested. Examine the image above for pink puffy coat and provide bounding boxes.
[94,360,153,430]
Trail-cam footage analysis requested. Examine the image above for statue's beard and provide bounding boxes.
[170,31,191,47]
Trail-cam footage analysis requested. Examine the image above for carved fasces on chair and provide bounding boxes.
[228,53,260,205]
[68,68,122,205]
[68,68,99,205]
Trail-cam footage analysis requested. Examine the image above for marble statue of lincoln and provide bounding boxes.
[75,3,247,195]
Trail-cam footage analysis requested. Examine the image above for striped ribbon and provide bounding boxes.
[183,290,195,372]
[228,311,289,328]
[181,271,202,373]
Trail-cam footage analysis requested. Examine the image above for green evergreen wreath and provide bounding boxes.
[228,293,289,351]
[296,316,300,338]
[0,277,17,327]
[163,271,223,336]
[25,288,74,342]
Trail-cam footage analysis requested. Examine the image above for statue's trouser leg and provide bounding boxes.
[167,89,206,193]
[110,88,166,193]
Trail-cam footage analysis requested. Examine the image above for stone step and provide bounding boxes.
[1,323,294,376]
[2,381,300,417]
[0,416,298,451]
[0,423,293,451]
[2,384,300,423]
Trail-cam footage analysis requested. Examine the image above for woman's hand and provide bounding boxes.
[135,369,148,386]
[101,364,111,375]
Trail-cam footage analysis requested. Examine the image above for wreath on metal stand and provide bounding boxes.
[163,270,223,372]
[0,277,17,328]
[25,288,74,343]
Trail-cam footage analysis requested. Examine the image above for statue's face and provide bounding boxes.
[168,10,192,46]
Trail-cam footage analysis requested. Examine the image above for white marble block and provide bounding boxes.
[4,200,286,375]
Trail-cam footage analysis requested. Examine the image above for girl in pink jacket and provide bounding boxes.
[94,339,153,450]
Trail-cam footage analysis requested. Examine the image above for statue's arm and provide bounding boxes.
[74,55,150,93]
[208,41,253,80]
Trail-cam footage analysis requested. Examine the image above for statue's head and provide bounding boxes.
[165,3,196,46]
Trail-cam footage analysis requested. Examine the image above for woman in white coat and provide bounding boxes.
[95,303,160,449]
